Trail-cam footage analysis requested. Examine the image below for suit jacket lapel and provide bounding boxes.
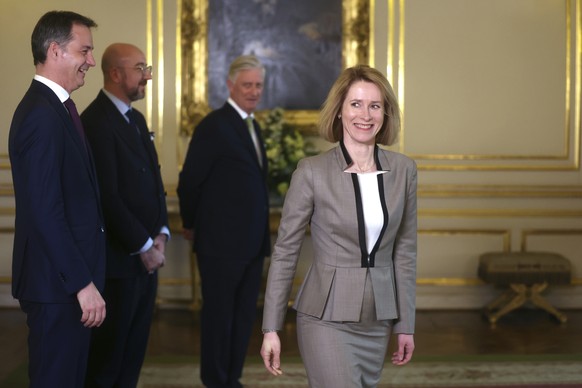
[222,103,266,173]
[252,118,268,176]
[96,91,151,162]
[32,81,102,208]
[134,112,160,168]
[33,81,91,161]
[337,143,390,267]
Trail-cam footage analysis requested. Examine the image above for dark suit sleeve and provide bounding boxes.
[177,104,270,258]
[11,103,94,295]
[176,119,219,230]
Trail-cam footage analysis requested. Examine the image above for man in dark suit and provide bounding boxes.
[81,43,168,388]
[8,11,106,388]
[177,54,271,388]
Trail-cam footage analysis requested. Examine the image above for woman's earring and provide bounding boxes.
[337,114,341,119]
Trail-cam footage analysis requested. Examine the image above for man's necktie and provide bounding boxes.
[245,116,262,167]
[63,98,87,147]
[125,108,141,136]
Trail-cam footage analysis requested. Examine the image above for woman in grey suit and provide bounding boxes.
[260,65,417,387]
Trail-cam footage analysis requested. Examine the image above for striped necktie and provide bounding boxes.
[245,116,262,167]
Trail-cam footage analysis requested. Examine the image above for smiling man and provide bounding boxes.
[8,11,106,388]
[177,55,271,388]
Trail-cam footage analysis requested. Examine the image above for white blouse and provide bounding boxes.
[357,171,386,253]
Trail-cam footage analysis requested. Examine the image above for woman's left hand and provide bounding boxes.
[260,332,283,376]
[391,333,415,365]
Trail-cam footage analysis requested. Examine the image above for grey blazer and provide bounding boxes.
[262,144,417,334]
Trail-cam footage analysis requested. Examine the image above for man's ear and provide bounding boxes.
[110,67,123,83]
[47,41,61,61]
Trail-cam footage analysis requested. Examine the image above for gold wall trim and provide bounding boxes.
[0,186,14,196]
[180,0,370,136]
[417,164,580,172]
[386,0,396,84]
[369,0,375,68]
[146,0,154,133]
[416,229,581,286]
[420,209,582,218]
[417,277,582,286]
[156,0,165,143]
[398,0,405,148]
[521,228,582,251]
[418,184,582,198]
[573,0,581,169]
[0,209,15,216]
[262,208,582,235]
[180,0,208,136]
[0,154,9,170]
[417,278,483,286]
[30,276,581,288]
[391,0,581,170]
[417,228,510,285]
[176,0,183,163]
[159,278,191,286]
[419,228,511,251]
[21,185,541,200]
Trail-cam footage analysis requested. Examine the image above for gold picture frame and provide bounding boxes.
[180,0,370,136]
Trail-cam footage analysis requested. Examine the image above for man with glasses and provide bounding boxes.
[81,43,169,388]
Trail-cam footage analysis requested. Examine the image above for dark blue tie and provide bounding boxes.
[125,108,141,136]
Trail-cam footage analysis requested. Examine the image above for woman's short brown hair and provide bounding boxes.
[319,65,401,145]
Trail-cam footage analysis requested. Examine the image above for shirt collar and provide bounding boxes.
[34,75,69,103]
[227,97,254,120]
[102,88,132,115]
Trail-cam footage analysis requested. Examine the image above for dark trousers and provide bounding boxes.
[20,300,91,388]
[197,253,264,388]
[85,272,158,388]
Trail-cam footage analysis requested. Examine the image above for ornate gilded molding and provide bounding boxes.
[344,0,370,67]
[180,0,209,137]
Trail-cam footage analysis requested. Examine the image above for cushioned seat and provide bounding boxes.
[478,252,571,323]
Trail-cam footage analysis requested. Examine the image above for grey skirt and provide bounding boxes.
[296,271,392,388]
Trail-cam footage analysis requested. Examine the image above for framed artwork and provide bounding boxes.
[180,0,370,136]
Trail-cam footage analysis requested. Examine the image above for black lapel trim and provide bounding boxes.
[368,172,389,267]
[340,141,389,268]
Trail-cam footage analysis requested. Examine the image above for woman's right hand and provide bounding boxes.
[260,332,283,376]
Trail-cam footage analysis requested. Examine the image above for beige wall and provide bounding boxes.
[1,0,581,309]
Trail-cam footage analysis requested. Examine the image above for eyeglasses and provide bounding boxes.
[136,65,153,76]
[120,65,153,77]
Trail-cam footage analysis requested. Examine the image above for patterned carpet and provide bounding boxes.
[137,357,582,388]
[3,356,581,387]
